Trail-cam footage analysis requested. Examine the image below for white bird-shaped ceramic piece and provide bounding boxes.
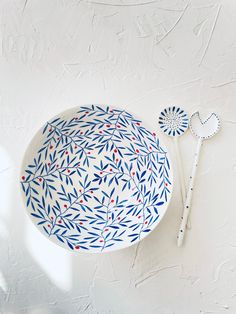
[190,112,220,140]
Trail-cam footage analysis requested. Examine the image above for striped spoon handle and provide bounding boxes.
[177,138,203,247]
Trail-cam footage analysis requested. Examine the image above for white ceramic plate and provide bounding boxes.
[20,105,173,253]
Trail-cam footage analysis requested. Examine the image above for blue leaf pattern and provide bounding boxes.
[21,106,172,252]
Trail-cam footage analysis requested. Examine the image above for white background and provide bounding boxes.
[0,0,236,313]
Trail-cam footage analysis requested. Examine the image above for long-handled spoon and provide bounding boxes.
[177,112,220,247]
[158,106,189,215]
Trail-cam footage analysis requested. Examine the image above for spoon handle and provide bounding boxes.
[174,137,186,207]
[177,138,203,247]
[174,137,191,228]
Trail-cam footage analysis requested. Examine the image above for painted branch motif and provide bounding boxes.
[21,105,172,252]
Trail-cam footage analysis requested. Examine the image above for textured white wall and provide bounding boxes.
[0,0,236,313]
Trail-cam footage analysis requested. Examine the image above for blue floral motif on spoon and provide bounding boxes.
[158,106,189,137]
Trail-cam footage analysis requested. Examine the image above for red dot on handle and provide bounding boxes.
[21,176,25,181]
[114,149,118,153]
[105,228,109,231]
[75,245,80,250]
[111,199,114,203]
[39,178,42,182]
[136,149,140,153]
[49,128,52,132]
[118,217,121,220]
[65,151,69,155]
[100,171,103,175]
[58,220,62,224]
[99,239,104,243]
[136,122,141,126]
[79,222,83,225]
[50,145,53,149]
[48,163,51,166]
[80,200,83,203]
[64,204,67,208]
[153,132,156,136]
[106,124,110,127]
[145,221,148,224]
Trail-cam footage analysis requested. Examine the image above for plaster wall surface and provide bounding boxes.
[0,0,236,313]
